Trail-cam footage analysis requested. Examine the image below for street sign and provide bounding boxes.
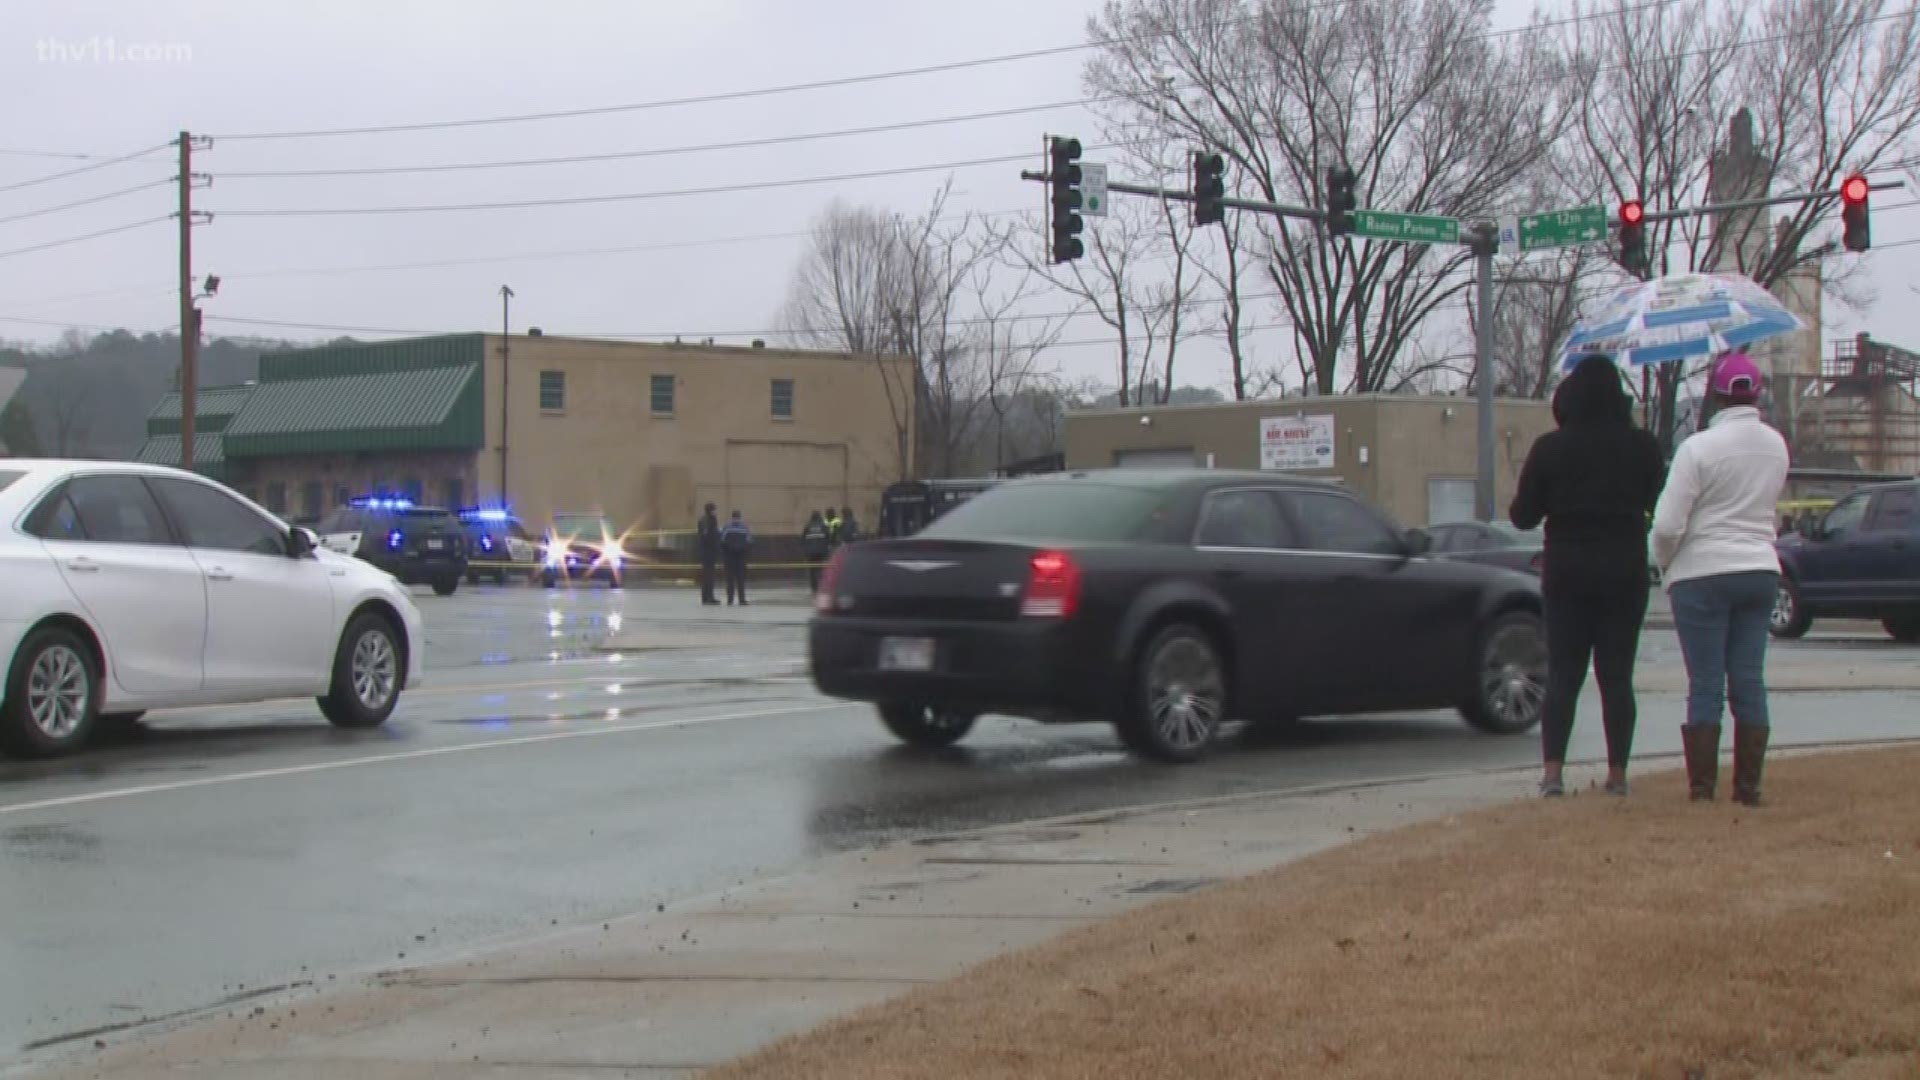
[1497,215,1520,254]
[1350,209,1460,245]
[1517,205,1606,251]
[1081,162,1108,217]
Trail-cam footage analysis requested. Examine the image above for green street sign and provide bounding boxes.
[1518,205,1606,251]
[1350,209,1461,245]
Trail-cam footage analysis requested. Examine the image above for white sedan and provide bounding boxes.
[0,460,424,758]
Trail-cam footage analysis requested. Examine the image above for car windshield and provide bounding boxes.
[917,480,1167,543]
[0,469,22,493]
[400,508,456,524]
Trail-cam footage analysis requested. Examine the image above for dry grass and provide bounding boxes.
[709,748,1920,1080]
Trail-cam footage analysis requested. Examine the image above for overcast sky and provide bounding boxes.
[3,0,1918,392]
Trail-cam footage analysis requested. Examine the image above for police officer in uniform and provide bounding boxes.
[696,502,721,605]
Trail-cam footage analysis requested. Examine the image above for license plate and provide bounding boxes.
[426,538,446,551]
[878,636,935,672]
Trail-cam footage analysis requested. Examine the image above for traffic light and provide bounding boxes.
[1324,166,1357,237]
[1617,199,1648,276]
[1841,173,1871,253]
[1192,150,1226,226]
[1048,137,1085,264]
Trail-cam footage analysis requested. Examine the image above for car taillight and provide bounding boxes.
[815,548,847,613]
[1021,549,1081,619]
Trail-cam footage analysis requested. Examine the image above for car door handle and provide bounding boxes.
[206,567,234,582]
[64,558,99,573]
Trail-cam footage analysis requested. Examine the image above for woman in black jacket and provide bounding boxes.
[1510,354,1666,797]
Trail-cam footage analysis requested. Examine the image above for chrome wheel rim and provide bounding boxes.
[350,629,398,710]
[1481,623,1547,728]
[1770,586,1796,631]
[922,708,971,733]
[1147,636,1224,751]
[26,645,89,740]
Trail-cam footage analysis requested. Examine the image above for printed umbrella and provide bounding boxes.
[1560,271,1806,370]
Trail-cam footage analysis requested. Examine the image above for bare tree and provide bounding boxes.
[1085,0,1574,395]
[1555,0,1920,447]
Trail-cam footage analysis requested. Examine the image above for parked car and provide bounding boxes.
[0,460,424,758]
[541,512,628,588]
[458,507,538,584]
[316,497,469,595]
[1427,520,1544,575]
[1773,480,1920,642]
[808,469,1547,762]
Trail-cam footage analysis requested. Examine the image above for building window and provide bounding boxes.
[771,378,794,420]
[265,482,287,514]
[650,374,675,416]
[301,481,323,521]
[539,370,566,411]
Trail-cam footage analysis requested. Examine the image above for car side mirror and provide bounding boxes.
[1403,528,1434,557]
[289,526,319,558]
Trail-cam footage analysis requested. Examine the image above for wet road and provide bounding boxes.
[2,584,1916,1063]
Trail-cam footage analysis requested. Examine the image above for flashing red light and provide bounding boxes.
[1620,200,1645,226]
[1841,175,1869,205]
[815,548,847,613]
[1020,549,1083,619]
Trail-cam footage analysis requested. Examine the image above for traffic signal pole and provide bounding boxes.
[1471,223,1498,523]
[1018,170,1327,225]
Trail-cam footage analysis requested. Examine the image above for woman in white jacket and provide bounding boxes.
[1650,352,1791,806]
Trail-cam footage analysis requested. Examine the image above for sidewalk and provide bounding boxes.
[23,765,1565,1079]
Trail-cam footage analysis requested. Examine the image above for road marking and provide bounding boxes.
[0,701,848,817]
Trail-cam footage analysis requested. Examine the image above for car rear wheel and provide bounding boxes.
[2,627,101,758]
[1883,615,1920,644]
[1770,579,1812,639]
[1460,612,1547,735]
[1117,623,1228,763]
[876,703,977,748]
[319,613,404,729]
[431,577,459,597]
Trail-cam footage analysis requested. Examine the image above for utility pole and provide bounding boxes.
[499,285,514,502]
[177,130,196,472]
[1471,222,1498,522]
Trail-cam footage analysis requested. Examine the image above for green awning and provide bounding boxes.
[222,363,483,459]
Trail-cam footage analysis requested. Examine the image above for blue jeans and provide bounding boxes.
[1669,571,1778,730]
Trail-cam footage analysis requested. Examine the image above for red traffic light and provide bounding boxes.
[1620,200,1645,226]
[1841,174,1869,205]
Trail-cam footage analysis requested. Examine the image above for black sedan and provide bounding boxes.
[809,469,1547,762]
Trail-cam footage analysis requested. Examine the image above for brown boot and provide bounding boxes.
[1682,724,1721,801]
[1733,725,1769,807]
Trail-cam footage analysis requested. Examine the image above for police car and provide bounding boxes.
[458,507,539,584]
[316,496,469,595]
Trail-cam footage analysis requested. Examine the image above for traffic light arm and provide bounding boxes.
[1019,170,1327,223]
[1629,179,1905,225]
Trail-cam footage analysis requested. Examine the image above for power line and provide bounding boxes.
[0,140,176,196]
[0,178,174,226]
[0,215,173,261]
[210,149,1076,217]
[217,100,1096,179]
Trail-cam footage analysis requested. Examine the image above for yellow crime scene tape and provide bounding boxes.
[465,559,829,571]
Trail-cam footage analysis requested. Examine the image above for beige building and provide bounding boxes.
[139,332,914,536]
[1064,394,1557,527]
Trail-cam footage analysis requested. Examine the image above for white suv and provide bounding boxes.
[0,460,424,757]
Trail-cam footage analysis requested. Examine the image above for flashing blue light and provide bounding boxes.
[387,529,405,550]
[353,496,415,511]
[460,507,513,522]
[480,535,495,552]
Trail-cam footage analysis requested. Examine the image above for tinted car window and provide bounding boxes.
[65,475,174,545]
[918,481,1167,543]
[25,487,88,541]
[151,477,288,556]
[1869,487,1918,533]
[1194,489,1291,549]
[1281,490,1405,557]
[1823,494,1870,540]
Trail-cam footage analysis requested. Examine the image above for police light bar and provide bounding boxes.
[460,507,513,522]
[351,496,415,510]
